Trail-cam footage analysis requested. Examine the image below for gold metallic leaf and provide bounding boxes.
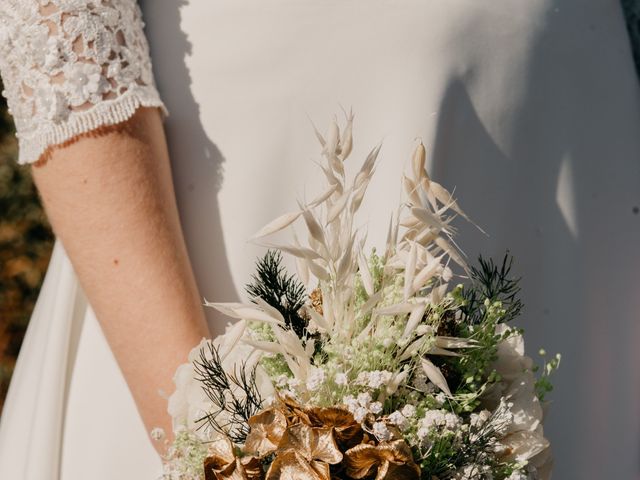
[305,406,364,450]
[209,437,236,462]
[280,395,311,425]
[265,450,329,480]
[278,423,343,465]
[344,440,420,480]
[204,437,263,480]
[244,407,288,457]
[309,287,324,314]
[239,457,264,480]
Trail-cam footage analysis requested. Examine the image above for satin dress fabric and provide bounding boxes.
[0,1,638,478]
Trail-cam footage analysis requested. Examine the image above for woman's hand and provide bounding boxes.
[31,106,210,455]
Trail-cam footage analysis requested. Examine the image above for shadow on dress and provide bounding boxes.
[428,3,640,471]
[140,0,240,337]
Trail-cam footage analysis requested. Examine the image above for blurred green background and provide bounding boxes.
[0,4,639,412]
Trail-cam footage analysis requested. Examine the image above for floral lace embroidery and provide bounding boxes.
[0,0,168,164]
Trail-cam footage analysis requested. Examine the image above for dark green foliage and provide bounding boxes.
[245,249,308,338]
[622,0,640,77]
[193,343,263,444]
[460,253,523,325]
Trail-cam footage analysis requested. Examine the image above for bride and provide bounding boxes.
[0,0,639,478]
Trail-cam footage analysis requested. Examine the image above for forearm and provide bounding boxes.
[31,106,209,452]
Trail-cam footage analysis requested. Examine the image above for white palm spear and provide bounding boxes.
[205,110,476,393]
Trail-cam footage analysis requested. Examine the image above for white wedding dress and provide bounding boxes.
[0,0,639,478]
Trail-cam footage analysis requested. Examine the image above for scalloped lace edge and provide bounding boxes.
[17,86,169,165]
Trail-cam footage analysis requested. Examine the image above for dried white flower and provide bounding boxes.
[388,411,408,430]
[334,372,348,386]
[275,374,289,388]
[357,392,372,407]
[372,421,392,441]
[419,409,461,434]
[401,404,417,418]
[354,407,369,423]
[367,370,393,389]
[369,401,383,415]
[306,367,325,391]
[343,394,359,412]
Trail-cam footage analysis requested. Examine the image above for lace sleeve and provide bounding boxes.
[0,0,169,165]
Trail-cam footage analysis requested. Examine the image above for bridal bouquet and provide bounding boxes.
[157,110,560,480]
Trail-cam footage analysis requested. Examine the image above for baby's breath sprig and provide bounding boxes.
[534,349,562,402]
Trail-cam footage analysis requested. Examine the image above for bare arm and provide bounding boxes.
[31,106,209,453]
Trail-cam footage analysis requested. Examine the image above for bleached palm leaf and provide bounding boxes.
[358,290,384,317]
[420,177,439,211]
[400,215,421,229]
[426,346,462,357]
[253,296,286,325]
[305,258,330,281]
[308,183,338,208]
[316,161,342,188]
[326,189,350,224]
[404,241,419,301]
[357,250,375,296]
[399,335,433,361]
[204,301,282,325]
[354,143,382,190]
[350,181,369,215]
[241,338,285,355]
[411,207,452,233]
[339,105,354,161]
[322,290,335,329]
[430,181,488,236]
[430,283,450,304]
[421,357,452,397]
[429,181,463,215]
[412,260,443,293]
[434,236,468,272]
[401,302,427,341]
[295,256,310,288]
[411,140,427,181]
[251,211,302,239]
[337,233,356,279]
[413,229,440,248]
[282,353,307,380]
[299,202,326,245]
[328,153,345,178]
[375,302,417,316]
[302,305,331,331]
[218,319,248,361]
[434,336,479,349]
[402,175,423,207]
[260,242,322,261]
[323,117,340,157]
[304,338,316,357]
[386,369,409,396]
[307,113,326,147]
[272,324,307,359]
